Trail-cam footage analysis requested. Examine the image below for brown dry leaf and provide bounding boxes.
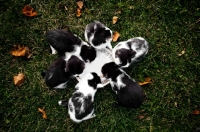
[76,1,83,9]
[112,31,120,42]
[38,108,47,119]
[112,16,119,24]
[191,109,200,115]
[76,8,82,17]
[178,49,185,56]
[13,73,25,86]
[11,45,31,58]
[22,5,37,17]
[138,115,145,119]
[139,77,152,86]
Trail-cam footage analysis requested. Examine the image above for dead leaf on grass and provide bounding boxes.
[112,31,120,42]
[139,77,152,86]
[138,115,145,119]
[112,16,119,24]
[11,45,31,58]
[13,73,25,86]
[76,1,84,17]
[178,49,185,56]
[76,8,82,17]
[38,108,47,119]
[191,109,200,115]
[76,1,83,9]
[22,5,37,17]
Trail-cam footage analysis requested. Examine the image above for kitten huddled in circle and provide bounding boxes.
[58,72,104,123]
[41,55,85,88]
[84,20,113,50]
[46,29,96,63]
[101,62,144,108]
[112,37,149,68]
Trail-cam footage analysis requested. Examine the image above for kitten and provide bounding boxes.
[112,37,149,68]
[58,72,104,123]
[41,57,72,89]
[101,62,144,108]
[41,55,85,88]
[84,20,113,50]
[46,29,96,63]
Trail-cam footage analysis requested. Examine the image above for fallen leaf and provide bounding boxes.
[76,1,83,9]
[22,5,37,17]
[76,8,82,17]
[38,108,47,119]
[13,73,25,86]
[191,109,200,115]
[115,10,121,15]
[139,77,152,86]
[112,31,120,42]
[138,115,145,119]
[178,49,185,56]
[11,45,31,58]
[64,6,68,11]
[112,16,119,24]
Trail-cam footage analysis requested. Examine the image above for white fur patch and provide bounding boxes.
[54,81,67,89]
[78,48,113,86]
[50,45,57,54]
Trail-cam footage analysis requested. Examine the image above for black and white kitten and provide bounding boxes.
[84,20,113,50]
[101,62,144,108]
[58,72,104,123]
[41,55,85,88]
[112,37,149,68]
[46,29,96,62]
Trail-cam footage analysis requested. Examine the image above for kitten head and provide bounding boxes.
[115,48,136,66]
[101,62,119,79]
[92,27,112,46]
[66,55,85,75]
[87,72,102,89]
[80,45,96,63]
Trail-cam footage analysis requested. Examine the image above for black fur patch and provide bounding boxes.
[117,73,144,108]
[80,45,96,62]
[46,29,82,54]
[92,28,111,46]
[101,62,121,82]
[66,56,85,75]
[72,92,93,120]
[115,48,136,66]
[88,72,101,89]
[43,57,72,88]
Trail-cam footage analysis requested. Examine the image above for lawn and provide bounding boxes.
[0,0,200,131]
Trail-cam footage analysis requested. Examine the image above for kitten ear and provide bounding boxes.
[87,73,94,80]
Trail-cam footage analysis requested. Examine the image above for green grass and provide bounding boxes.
[1,0,200,131]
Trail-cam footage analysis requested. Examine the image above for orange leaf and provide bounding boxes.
[76,8,82,17]
[13,73,25,86]
[191,109,200,115]
[76,1,83,9]
[112,31,120,42]
[11,45,31,58]
[112,16,119,24]
[139,77,152,86]
[138,115,145,119]
[22,5,37,17]
[38,108,47,119]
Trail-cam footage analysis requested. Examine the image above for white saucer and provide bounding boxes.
[77,48,113,86]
